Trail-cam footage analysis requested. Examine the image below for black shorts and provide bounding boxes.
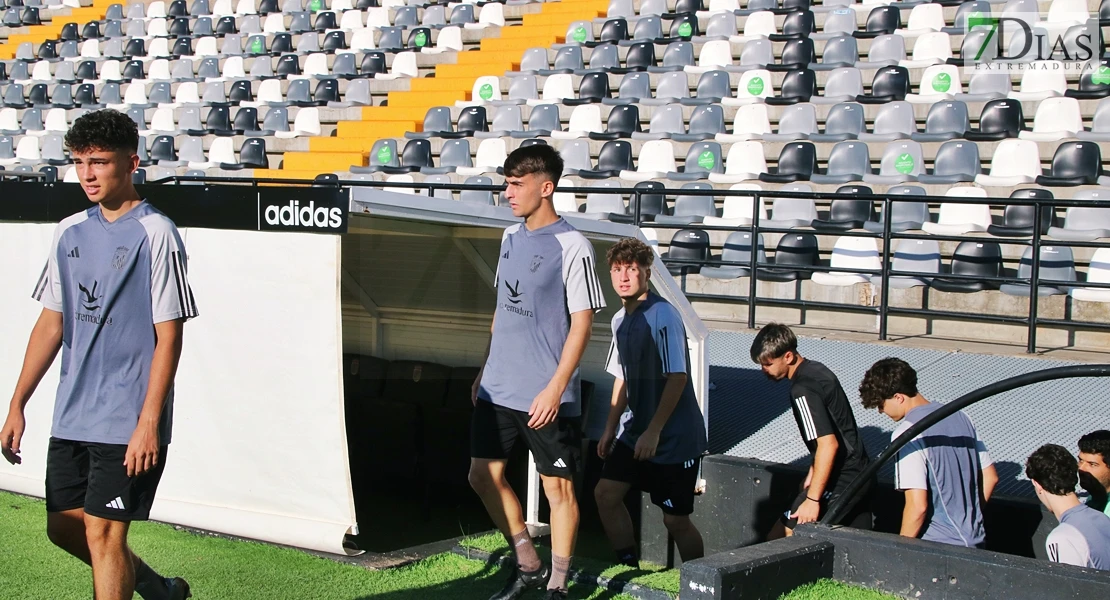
[46,437,168,522]
[470,400,581,478]
[781,482,873,530]
[600,441,700,516]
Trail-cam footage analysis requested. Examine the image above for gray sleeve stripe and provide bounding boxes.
[32,263,49,301]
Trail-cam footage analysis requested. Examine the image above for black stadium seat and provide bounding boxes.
[855,5,900,39]
[987,189,1055,237]
[1036,142,1103,187]
[760,142,817,183]
[965,99,1024,141]
[665,229,710,276]
[758,233,819,282]
[929,241,1003,293]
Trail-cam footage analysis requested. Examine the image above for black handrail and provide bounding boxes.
[822,364,1110,525]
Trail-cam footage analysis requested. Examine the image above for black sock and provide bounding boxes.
[134,560,167,600]
[615,546,638,568]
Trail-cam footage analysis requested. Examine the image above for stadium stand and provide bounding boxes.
[2,0,1110,350]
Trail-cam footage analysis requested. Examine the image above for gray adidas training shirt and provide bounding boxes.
[478,218,605,417]
[33,203,198,445]
[1047,503,1110,570]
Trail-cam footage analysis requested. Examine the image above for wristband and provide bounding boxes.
[806,495,821,503]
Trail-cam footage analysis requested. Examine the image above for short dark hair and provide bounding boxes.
[859,358,919,410]
[1026,444,1079,496]
[750,323,797,363]
[1079,430,1110,463]
[607,237,653,268]
[64,109,139,154]
[503,144,563,187]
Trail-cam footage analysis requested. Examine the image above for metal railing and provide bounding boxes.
[149,174,1110,354]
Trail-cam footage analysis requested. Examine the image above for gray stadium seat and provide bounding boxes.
[871,239,941,289]
[999,246,1076,297]
[916,140,980,184]
[700,231,766,279]
[809,102,865,142]
[811,141,870,184]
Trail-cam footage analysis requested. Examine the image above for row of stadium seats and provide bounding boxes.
[657,229,1110,301]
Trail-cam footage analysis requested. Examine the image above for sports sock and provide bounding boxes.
[615,546,638,568]
[547,554,571,591]
[134,560,168,600]
[508,529,542,573]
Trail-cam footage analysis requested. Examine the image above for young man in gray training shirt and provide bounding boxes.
[1027,444,1110,570]
[596,237,707,567]
[860,358,998,547]
[469,145,606,600]
[0,109,197,600]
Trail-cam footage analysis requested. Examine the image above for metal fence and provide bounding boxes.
[151,174,1110,354]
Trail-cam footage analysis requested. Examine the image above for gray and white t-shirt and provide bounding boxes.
[894,402,992,547]
[33,203,198,445]
[605,293,706,464]
[478,218,605,417]
[1047,503,1110,570]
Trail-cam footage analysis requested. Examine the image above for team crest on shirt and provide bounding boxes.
[530,255,544,273]
[112,246,130,270]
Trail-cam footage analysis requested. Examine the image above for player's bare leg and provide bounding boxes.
[594,478,636,562]
[662,514,704,561]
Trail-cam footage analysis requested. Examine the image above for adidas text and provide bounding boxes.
[264,200,343,229]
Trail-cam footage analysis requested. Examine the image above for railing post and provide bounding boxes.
[747,191,760,330]
[1027,202,1043,354]
[633,188,642,226]
[878,196,893,341]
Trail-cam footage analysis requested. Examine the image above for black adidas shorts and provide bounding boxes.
[470,400,581,478]
[46,437,168,522]
[600,441,700,516]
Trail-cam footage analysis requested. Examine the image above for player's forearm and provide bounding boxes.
[137,321,184,429]
[9,310,63,412]
[807,435,839,498]
[981,463,999,503]
[645,372,687,434]
[548,310,594,394]
[605,379,628,432]
[900,491,928,538]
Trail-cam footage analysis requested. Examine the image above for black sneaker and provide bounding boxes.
[166,577,192,600]
[543,590,567,600]
[488,565,550,600]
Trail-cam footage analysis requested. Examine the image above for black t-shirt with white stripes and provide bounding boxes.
[789,359,870,496]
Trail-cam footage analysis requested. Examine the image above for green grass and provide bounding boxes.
[461,532,681,595]
[779,579,899,600]
[0,491,637,600]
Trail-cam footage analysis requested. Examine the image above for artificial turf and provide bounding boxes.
[2,491,898,600]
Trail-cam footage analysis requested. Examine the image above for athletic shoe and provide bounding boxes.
[166,577,192,600]
[543,590,567,600]
[488,565,550,600]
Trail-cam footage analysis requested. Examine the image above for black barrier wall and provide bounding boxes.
[0,181,348,233]
[635,454,1060,568]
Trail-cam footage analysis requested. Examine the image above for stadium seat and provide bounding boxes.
[721,69,775,105]
[765,69,817,105]
[856,34,905,69]
[759,142,817,183]
[708,141,766,183]
[581,180,628,219]
[988,189,1057,237]
[702,185,766,226]
[810,35,859,70]
[1000,246,1076,297]
[669,142,723,181]
[654,185,717,225]
[897,2,944,38]
[811,68,863,105]
[855,6,900,39]
[856,66,910,104]
[1070,248,1110,302]
[911,100,969,142]
[758,232,819,282]
[619,139,676,181]
[811,236,881,286]
[700,231,766,279]
[922,189,993,235]
[579,140,634,179]
[907,65,962,104]
[764,186,817,229]
[811,140,870,184]
[1048,190,1110,241]
[1020,97,1083,142]
[663,228,710,276]
[813,11,856,40]
[858,100,915,141]
[762,103,818,142]
[1036,142,1103,187]
[872,238,941,289]
[917,140,980,184]
[864,140,923,184]
[809,102,866,142]
[811,190,875,231]
[929,241,1003,294]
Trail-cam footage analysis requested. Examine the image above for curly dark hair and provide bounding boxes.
[64,109,138,154]
[749,323,797,363]
[859,358,920,410]
[503,144,562,187]
[607,237,654,268]
[1026,444,1079,496]
[1079,430,1110,463]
